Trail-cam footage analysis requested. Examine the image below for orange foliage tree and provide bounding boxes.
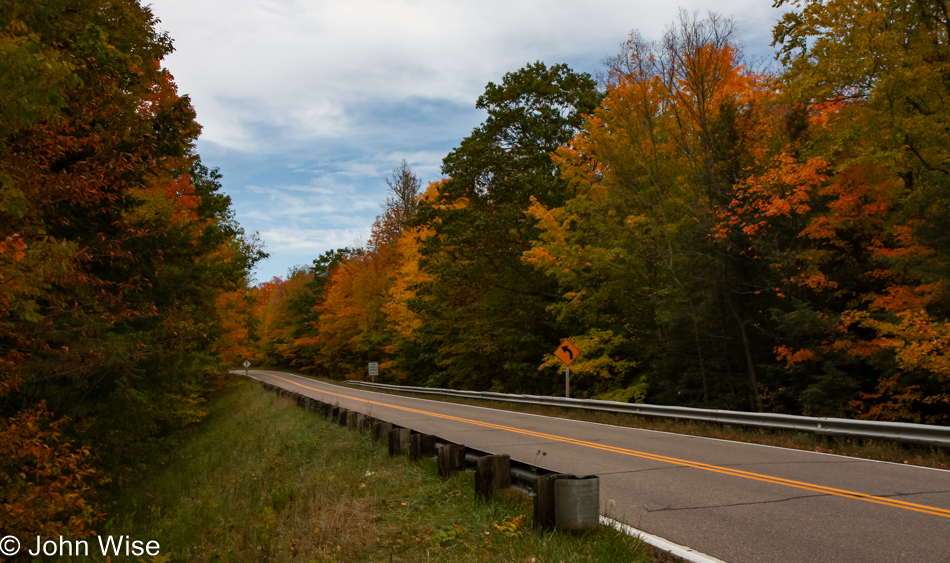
[1,0,265,537]
[710,0,950,421]
[314,222,404,379]
[526,12,778,408]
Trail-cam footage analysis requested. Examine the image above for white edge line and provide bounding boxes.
[234,370,260,381]
[600,516,729,563]
[242,371,727,562]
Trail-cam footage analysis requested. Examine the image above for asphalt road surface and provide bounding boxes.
[247,370,950,563]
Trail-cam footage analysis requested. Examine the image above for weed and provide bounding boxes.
[98,379,654,562]
[492,514,527,538]
[427,524,465,547]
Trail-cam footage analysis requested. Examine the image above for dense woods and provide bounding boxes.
[4,0,950,541]
[255,3,950,427]
[1,0,263,538]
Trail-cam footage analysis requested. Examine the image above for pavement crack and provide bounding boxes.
[647,493,827,513]
[879,489,950,500]
[597,466,691,476]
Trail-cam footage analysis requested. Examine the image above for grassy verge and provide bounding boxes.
[98,378,661,562]
[255,368,949,471]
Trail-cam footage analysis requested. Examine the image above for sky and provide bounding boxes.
[146,0,785,283]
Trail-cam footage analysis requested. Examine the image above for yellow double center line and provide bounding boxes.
[265,372,950,520]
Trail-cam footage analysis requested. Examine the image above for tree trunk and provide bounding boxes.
[731,304,763,412]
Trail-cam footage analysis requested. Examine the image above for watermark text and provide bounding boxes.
[0,535,160,558]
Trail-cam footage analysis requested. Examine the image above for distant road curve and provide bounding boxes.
[246,370,950,563]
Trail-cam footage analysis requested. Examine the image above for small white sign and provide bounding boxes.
[368,362,379,377]
[243,360,251,368]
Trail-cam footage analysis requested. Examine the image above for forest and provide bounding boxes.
[2,0,950,542]
[1,0,264,541]
[254,3,950,425]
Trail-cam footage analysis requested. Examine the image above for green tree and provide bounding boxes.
[413,62,601,392]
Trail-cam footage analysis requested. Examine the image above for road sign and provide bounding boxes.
[243,360,251,368]
[554,340,580,366]
[368,362,379,377]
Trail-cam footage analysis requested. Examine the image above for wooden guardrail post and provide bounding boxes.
[533,473,562,530]
[361,415,376,431]
[475,454,511,498]
[437,443,466,477]
[389,428,411,456]
[409,434,436,461]
[373,421,393,442]
[337,408,349,426]
[346,411,359,429]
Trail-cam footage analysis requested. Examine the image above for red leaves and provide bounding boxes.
[1,0,260,538]
[0,403,101,539]
[0,235,27,263]
[775,345,816,366]
[714,153,828,244]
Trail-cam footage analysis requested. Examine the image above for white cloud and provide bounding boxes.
[240,180,380,223]
[258,227,367,252]
[376,150,444,174]
[151,0,779,153]
[253,226,370,280]
[147,0,783,280]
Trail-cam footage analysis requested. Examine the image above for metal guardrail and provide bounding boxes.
[257,380,599,531]
[345,381,950,448]
[258,380,560,482]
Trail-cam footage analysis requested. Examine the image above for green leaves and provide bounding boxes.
[414,63,601,393]
[0,0,265,532]
[441,61,600,208]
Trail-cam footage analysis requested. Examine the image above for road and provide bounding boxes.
[247,370,950,563]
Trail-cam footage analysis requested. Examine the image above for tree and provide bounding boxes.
[413,61,602,392]
[758,0,950,421]
[314,240,402,379]
[526,12,776,408]
[1,0,265,532]
[384,160,422,231]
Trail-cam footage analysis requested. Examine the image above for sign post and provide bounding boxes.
[553,340,580,398]
[565,366,570,398]
[368,362,379,383]
[243,359,251,377]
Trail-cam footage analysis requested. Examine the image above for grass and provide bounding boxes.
[253,368,950,471]
[95,378,661,563]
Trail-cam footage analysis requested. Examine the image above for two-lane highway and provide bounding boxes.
[248,370,950,562]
